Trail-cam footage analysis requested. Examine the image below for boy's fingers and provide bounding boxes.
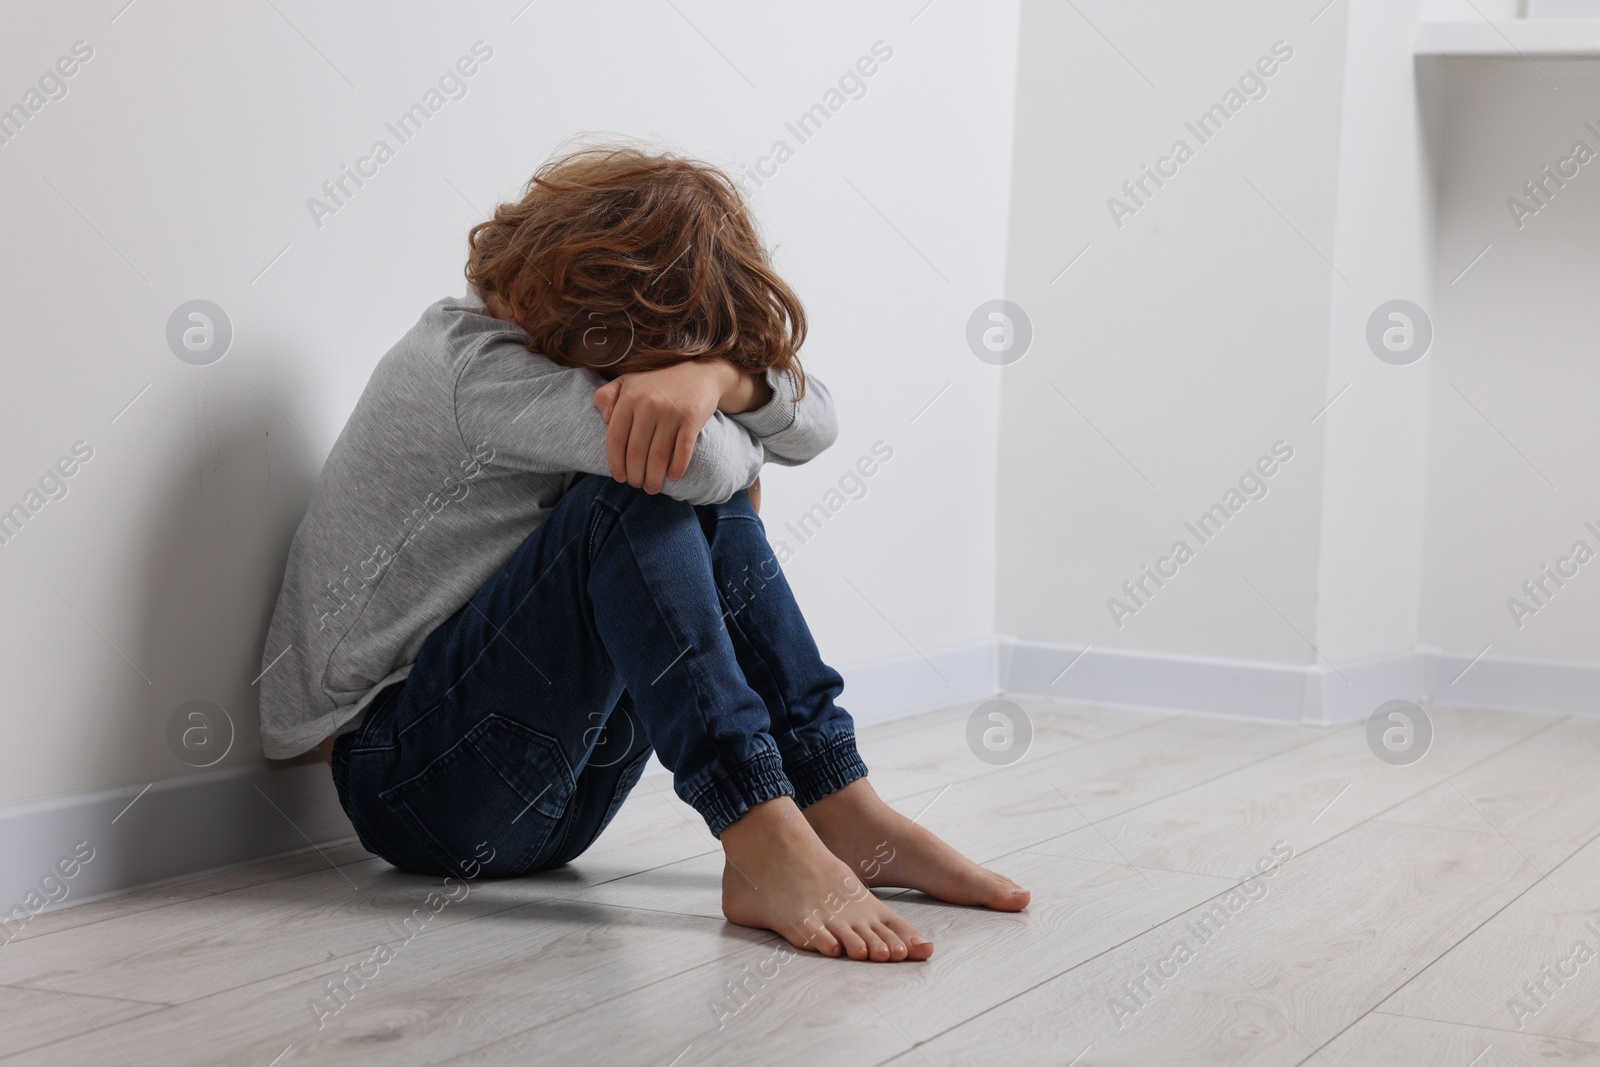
[645,422,675,494]
[625,410,655,488]
[593,380,619,422]
[667,424,697,481]
[605,401,633,481]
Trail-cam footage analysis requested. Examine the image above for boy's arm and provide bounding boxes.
[456,343,763,506]
[593,360,768,494]
[725,367,838,466]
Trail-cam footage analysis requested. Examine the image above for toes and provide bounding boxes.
[790,920,842,957]
[873,920,908,961]
[992,881,1030,911]
[859,923,891,962]
[982,869,1031,911]
[833,923,870,961]
[884,914,934,960]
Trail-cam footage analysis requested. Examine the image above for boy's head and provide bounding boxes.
[466,143,806,385]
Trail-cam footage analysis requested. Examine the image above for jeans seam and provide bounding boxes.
[606,499,729,782]
[380,715,572,877]
[394,692,449,742]
[331,737,386,860]
[351,682,402,751]
[393,526,588,745]
[588,508,601,560]
[396,483,605,751]
[719,602,799,748]
[600,745,654,832]
[547,742,653,868]
[548,788,584,865]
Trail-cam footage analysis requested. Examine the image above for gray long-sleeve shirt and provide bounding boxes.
[258,295,836,758]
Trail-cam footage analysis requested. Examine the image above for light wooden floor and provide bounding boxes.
[5,700,1600,1066]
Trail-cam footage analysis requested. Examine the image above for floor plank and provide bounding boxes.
[437,852,1230,1066]
[1023,707,1553,879]
[893,712,1335,868]
[857,699,1175,782]
[1378,715,1600,844]
[0,859,492,1004]
[0,985,166,1061]
[1377,831,1600,1046]
[897,819,1543,1065]
[0,899,765,1066]
[5,703,1595,1066]
[2,840,376,946]
[1319,1010,1600,1066]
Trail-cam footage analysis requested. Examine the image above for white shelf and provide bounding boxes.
[1415,19,1600,55]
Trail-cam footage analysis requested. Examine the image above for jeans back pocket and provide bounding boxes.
[380,714,573,877]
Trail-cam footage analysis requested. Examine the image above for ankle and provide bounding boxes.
[720,795,811,853]
[803,778,885,833]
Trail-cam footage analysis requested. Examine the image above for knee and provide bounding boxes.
[692,488,767,549]
[690,488,760,542]
[597,480,699,525]
[696,487,757,522]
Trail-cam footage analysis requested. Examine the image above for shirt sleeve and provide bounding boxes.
[729,367,839,466]
[454,341,765,505]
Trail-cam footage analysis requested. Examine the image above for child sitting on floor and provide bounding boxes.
[259,143,1028,962]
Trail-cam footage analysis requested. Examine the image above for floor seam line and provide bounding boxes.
[1367,1007,1600,1048]
[0,1001,170,1065]
[1287,718,1591,1064]
[3,853,391,947]
[902,715,1570,1056]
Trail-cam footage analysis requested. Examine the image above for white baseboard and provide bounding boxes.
[1304,651,1427,725]
[8,639,1594,917]
[1423,646,1600,715]
[0,761,352,931]
[1000,638,1600,726]
[999,639,1310,723]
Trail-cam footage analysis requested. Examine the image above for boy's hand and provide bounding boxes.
[593,361,755,493]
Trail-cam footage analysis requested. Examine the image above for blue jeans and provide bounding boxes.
[331,475,866,878]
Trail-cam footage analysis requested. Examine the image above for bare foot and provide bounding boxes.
[804,778,1030,912]
[720,796,934,962]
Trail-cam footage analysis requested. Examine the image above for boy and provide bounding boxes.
[259,144,1027,963]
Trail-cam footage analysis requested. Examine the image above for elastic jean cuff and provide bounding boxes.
[684,749,794,837]
[787,733,869,810]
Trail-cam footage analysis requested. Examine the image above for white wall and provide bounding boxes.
[1310,0,1435,669]
[995,0,1351,669]
[995,0,1600,722]
[0,0,1016,806]
[1418,56,1600,664]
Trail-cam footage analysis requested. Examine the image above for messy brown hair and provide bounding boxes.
[466,143,806,390]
